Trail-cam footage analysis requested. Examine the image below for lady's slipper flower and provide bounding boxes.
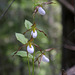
[38,7,46,15]
[31,30,37,38]
[41,55,49,62]
[27,45,34,53]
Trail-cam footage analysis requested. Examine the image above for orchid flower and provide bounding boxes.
[38,7,46,15]
[27,45,34,53]
[41,55,49,62]
[31,30,37,38]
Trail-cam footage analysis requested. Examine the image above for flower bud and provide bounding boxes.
[31,30,37,38]
[41,55,49,62]
[38,7,46,15]
[27,45,34,53]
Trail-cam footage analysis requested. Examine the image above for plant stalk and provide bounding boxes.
[28,56,31,75]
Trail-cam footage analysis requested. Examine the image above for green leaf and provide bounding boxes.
[15,33,28,44]
[25,20,32,29]
[12,51,33,59]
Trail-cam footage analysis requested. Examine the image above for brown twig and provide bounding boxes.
[34,54,42,67]
[0,0,15,20]
[12,44,27,57]
[34,55,41,63]
[33,6,39,16]
[58,0,74,14]
[38,54,43,67]
[36,28,48,38]
[28,36,34,42]
[64,44,75,51]
[45,48,54,52]
[32,43,42,53]
[23,29,31,35]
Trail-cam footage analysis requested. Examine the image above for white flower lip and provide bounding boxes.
[27,45,34,53]
[38,7,46,15]
[41,55,49,62]
[31,30,37,38]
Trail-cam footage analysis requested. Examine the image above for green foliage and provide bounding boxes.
[12,51,33,59]
[15,33,28,44]
[25,20,32,29]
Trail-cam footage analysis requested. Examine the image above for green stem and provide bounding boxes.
[32,0,36,75]
[28,57,31,75]
[33,0,35,23]
[32,52,35,75]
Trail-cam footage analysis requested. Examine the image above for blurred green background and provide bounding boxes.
[0,0,62,75]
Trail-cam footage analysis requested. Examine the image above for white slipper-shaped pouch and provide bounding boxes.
[38,7,46,15]
[27,45,34,54]
[41,55,49,62]
[31,30,37,38]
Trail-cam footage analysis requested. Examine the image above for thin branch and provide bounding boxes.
[23,29,31,35]
[36,28,48,38]
[64,44,75,51]
[32,43,42,53]
[58,0,74,14]
[34,55,41,63]
[0,0,15,20]
[38,54,43,67]
[45,48,54,52]
[34,54,42,67]
[12,44,26,57]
